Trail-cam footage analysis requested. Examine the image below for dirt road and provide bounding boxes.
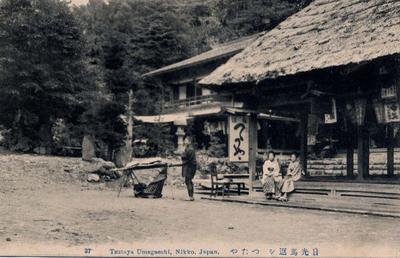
[0,154,399,257]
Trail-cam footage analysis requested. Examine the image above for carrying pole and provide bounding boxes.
[117,169,141,198]
[167,164,175,200]
[117,173,130,198]
[116,163,182,198]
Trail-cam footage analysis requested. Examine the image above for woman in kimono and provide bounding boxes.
[279,152,302,201]
[261,151,282,200]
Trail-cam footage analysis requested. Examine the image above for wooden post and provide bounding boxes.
[387,124,394,177]
[114,90,134,167]
[363,127,370,179]
[346,131,354,177]
[300,112,308,177]
[127,90,134,140]
[357,126,369,179]
[248,115,258,193]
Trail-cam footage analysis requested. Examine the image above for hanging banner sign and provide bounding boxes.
[228,115,249,162]
[384,102,400,123]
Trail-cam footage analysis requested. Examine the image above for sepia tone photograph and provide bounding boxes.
[0,0,399,257]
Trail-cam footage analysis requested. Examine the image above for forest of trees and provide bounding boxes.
[0,0,311,160]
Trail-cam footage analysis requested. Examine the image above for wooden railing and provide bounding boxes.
[162,94,232,113]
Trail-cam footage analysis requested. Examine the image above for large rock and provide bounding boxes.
[33,146,47,155]
[82,158,120,181]
[91,158,116,170]
[87,173,100,182]
[82,135,96,161]
[114,141,132,168]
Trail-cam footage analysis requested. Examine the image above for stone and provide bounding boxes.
[87,173,100,183]
[82,135,96,161]
[97,166,107,174]
[114,142,132,168]
[114,169,124,178]
[102,161,116,170]
[84,162,104,174]
[87,158,117,176]
[33,146,47,155]
[64,167,72,173]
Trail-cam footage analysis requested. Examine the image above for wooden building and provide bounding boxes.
[199,0,400,187]
[140,34,259,153]
[141,33,299,155]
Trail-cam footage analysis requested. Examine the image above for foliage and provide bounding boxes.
[73,0,312,156]
[0,0,312,156]
[78,96,127,159]
[0,0,95,152]
[176,0,312,47]
[206,0,311,42]
[74,0,197,156]
[74,0,194,111]
[132,123,176,157]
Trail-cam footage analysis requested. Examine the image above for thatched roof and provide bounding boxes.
[200,0,400,86]
[143,33,260,77]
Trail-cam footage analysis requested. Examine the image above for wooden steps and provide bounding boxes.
[252,180,400,202]
[202,191,400,218]
[307,156,400,176]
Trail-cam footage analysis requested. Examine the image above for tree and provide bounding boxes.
[74,0,197,157]
[0,0,95,152]
[211,0,312,40]
[73,0,313,157]
[174,0,312,48]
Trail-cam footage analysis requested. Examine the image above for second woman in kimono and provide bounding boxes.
[279,152,302,201]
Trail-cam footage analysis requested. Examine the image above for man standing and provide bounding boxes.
[181,135,197,201]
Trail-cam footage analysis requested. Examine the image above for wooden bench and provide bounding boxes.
[210,172,247,197]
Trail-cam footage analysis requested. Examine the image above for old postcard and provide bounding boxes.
[0,0,399,257]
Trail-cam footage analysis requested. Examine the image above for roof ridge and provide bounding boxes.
[214,32,262,48]
[199,0,400,86]
[143,33,261,77]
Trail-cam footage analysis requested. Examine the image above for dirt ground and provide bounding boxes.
[0,154,399,257]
